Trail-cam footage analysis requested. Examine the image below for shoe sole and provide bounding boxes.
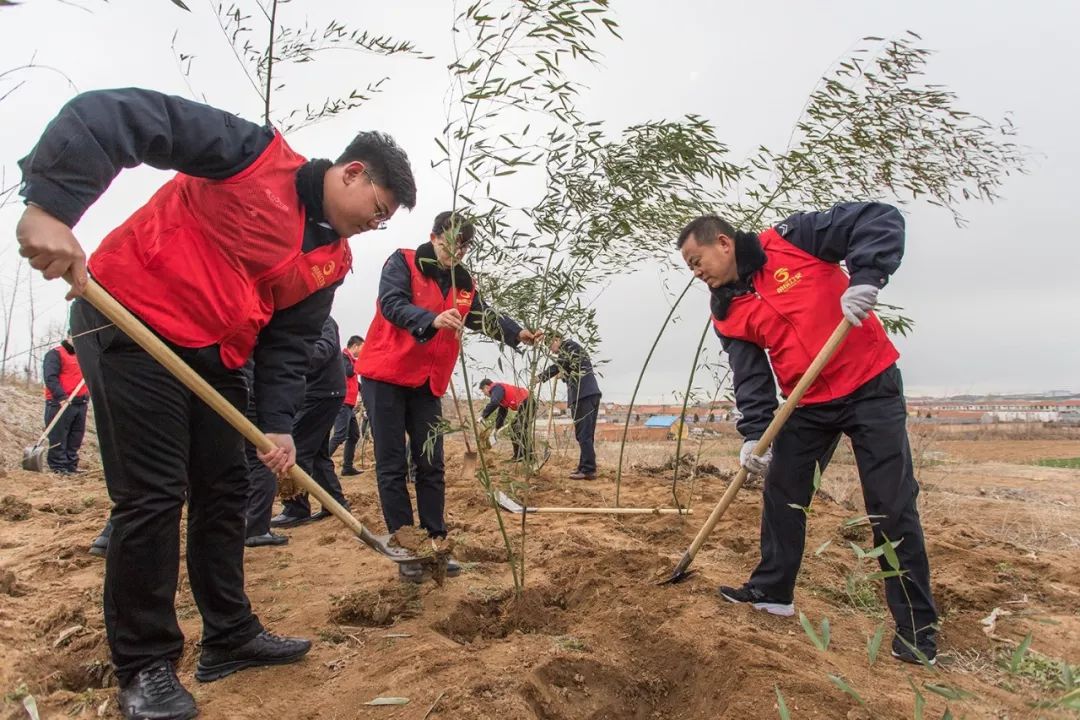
[399,566,462,584]
[194,649,310,683]
[719,590,795,617]
[88,546,107,558]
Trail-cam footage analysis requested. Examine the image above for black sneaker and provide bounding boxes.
[341,467,362,476]
[195,630,311,682]
[269,512,312,529]
[117,660,197,720]
[718,584,795,617]
[88,521,113,558]
[891,630,938,666]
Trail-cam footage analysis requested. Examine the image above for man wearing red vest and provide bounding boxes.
[329,334,366,476]
[677,203,938,665]
[478,378,535,462]
[15,88,416,719]
[41,333,90,474]
[357,211,541,582]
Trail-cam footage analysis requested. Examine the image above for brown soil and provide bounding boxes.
[0,495,32,521]
[1,381,1077,719]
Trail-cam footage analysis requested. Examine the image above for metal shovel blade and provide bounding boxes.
[658,552,698,585]
[21,445,47,472]
[355,530,428,564]
[494,490,528,514]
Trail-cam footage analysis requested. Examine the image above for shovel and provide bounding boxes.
[447,382,477,477]
[22,378,86,472]
[496,490,692,515]
[78,278,418,565]
[660,319,853,584]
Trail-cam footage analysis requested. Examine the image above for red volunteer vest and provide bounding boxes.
[494,382,529,409]
[357,249,475,397]
[712,228,899,405]
[88,133,352,369]
[343,350,360,406]
[44,346,89,400]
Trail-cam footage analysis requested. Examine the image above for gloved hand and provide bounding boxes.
[739,439,773,477]
[839,284,879,327]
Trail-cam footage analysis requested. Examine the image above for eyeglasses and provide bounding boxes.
[365,171,389,230]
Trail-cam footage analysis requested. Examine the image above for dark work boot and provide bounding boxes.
[88,520,114,558]
[116,660,197,720]
[195,630,311,682]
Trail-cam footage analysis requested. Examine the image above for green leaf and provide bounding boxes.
[867,623,885,666]
[364,697,410,706]
[828,674,866,707]
[882,535,901,571]
[821,617,831,650]
[798,612,828,652]
[813,539,832,556]
[865,569,905,581]
[843,514,886,528]
[812,462,822,494]
[941,709,954,720]
[774,685,791,720]
[169,0,191,9]
[908,678,925,720]
[1008,632,1033,673]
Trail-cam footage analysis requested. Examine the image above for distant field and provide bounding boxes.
[1034,457,1080,469]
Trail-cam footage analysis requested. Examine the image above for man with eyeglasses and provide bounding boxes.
[14,88,416,720]
[357,211,543,582]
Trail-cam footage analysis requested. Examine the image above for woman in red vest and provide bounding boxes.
[478,378,535,462]
[15,88,416,720]
[677,203,938,665]
[41,333,90,473]
[357,211,541,582]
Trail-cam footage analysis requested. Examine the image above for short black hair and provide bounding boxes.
[676,215,738,249]
[336,131,417,209]
[347,335,364,347]
[432,211,475,245]
[478,378,493,390]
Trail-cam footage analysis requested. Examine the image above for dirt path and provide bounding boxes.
[2,399,1077,718]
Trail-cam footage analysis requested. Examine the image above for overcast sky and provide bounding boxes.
[0,0,1074,402]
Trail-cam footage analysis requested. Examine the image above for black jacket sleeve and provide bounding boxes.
[18,88,274,227]
[42,349,65,401]
[464,292,523,348]
[307,317,339,376]
[481,385,505,421]
[378,251,440,340]
[718,331,778,441]
[253,283,338,433]
[342,350,356,378]
[537,363,560,383]
[776,202,905,289]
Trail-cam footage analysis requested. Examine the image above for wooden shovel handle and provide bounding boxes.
[80,279,369,539]
[35,378,86,447]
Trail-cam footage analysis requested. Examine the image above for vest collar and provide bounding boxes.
[295,159,332,226]
[414,242,475,292]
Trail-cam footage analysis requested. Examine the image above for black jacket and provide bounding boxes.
[538,339,601,406]
[18,88,340,433]
[715,202,905,440]
[378,242,524,345]
[42,342,87,404]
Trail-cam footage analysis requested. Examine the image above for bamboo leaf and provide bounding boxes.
[364,697,410,706]
[867,623,885,666]
[1008,632,1033,673]
[775,685,791,720]
[828,675,866,707]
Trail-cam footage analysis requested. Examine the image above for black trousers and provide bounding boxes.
[571,393,601,474]
[282,395,348,517]
[329,403,361,471]
[44,399,88,472]
[499,399,537,461]
[243,391,277,538]
[71,299,261,685]
[748,365,937,640]
[360,377,445,537]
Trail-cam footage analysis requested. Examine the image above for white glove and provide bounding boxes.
[839,284,879,327]
[740,439,773,477]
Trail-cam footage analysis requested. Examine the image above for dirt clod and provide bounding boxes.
[0,494,32,521]
[330,583,422,627]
